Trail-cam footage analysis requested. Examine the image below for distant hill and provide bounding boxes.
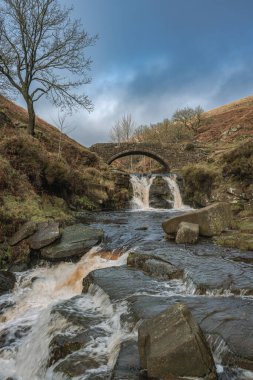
[197,95,253,144]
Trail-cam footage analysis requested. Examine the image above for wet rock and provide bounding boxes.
[135,226,148,231]
[230,253,253,264]
[41,224,104,260]
[28,221,60,250]
[127,252,183,280]
[156,247,253,295]
[175,221,199,244]
[0,324,31,348]
[149,176,173,209]
[9,221,37,246]
[0,271,16,294]
[82,266,163,299]
[215,230,253,252]
[51,296,104,327]
[49,332,90,365]
[129,295,253,371]
[138,303,217,380]
[8,240,31,271]
[0,299,15,315]
[163,202,232,237]
[54,352,105,378]
[8,262,29,272]
[112,340,141,380]
[143,259,183,280]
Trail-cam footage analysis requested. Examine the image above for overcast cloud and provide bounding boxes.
[17,0,253,146]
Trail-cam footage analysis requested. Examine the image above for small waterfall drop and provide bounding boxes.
[164,174,184,209]
[130,174,185,210]
[130,174,155,209]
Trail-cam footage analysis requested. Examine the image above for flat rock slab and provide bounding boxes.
[9,221,37,246]
[155,249,253,296]
[127,251,184,280]
[163,202,232,237]
[41,224,104,260]
[129,295,253,371]
[82,266,168,299]
[28,221,60,250]
[0,271,16,294]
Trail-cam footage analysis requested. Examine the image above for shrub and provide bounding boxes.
[222,141,253,182]
[43,155,72,196]
[0,135,46,189]
[0,156,17,191]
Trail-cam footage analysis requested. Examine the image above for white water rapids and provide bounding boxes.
[1,178,253,380]
[0,248,130,380]
[130,173,185,210]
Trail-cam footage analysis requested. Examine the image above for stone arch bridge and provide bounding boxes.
[90,142,208,172]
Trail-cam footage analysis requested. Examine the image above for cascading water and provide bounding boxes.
[0,248,129,380]
[130,173,185,210]
[130,174,155,209]
[0,210,253,380]
[164,174,184,209]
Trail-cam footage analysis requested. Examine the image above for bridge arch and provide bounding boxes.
[107,150,170,171]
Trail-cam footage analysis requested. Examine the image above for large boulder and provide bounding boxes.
[176,221,199,244]
[41,224,104,260]
[0,271,16,294]
[9,221,37,246]
[28,221,60,250]
[130,295,253,371]
[163,202,232,237]
[138,303,217,380]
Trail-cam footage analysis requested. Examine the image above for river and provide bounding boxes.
[0,175,253,380]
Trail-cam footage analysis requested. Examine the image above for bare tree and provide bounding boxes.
[53,112,76,159]
[172,106,204,133]
[110,114,135,143]
[0,0,97,136]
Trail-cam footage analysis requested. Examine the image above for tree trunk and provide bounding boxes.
[27,99,35,136]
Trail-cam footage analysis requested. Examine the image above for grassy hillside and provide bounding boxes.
[198,95,253,145]
[0,95,129,243]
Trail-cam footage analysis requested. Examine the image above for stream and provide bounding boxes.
[0,175,253,380]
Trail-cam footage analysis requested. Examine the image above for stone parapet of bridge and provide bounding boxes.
[90,142,208,172]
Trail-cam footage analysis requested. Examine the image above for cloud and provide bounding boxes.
[31,52,253,147]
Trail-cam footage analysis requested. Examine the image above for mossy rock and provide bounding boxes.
[238,234,253,251]
[214,231,240,249]
[215,230,253,251]
[71,195,98,211]
[239,219,253,234]
[231,202,245,215]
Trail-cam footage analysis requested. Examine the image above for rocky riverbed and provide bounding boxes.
[0,209,253,380]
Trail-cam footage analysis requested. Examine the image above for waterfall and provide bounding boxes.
[130,174,155,209]
[164,174,184,209]
[130,174,185,210]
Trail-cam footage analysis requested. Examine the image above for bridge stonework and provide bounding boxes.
[90,142,208,172]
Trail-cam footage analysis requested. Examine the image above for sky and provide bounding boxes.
[17,0,253,146]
